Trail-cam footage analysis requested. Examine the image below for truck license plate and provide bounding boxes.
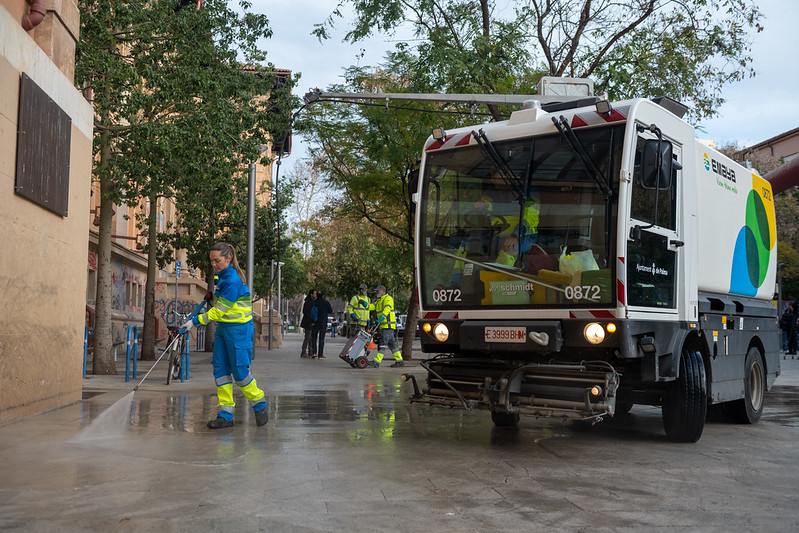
[484,326,527,343]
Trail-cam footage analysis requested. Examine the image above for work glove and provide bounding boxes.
[180,320,194,333]
[350,313,358,322]
[377,314,386,324]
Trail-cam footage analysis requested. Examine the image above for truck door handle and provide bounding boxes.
[669,239,684,248]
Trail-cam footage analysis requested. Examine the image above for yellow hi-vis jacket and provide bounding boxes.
[373,293,397,330]
[193,265,253,326]
[347,293,371,327]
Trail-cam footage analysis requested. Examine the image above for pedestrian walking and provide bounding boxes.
[369,284,404,368]
[182,242,268,429]
[314,292,333,358]
[300,290,318,358]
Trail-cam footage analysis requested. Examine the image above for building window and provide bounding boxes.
[14,73,72,217]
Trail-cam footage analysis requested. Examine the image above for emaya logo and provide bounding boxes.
[703,152,711,171]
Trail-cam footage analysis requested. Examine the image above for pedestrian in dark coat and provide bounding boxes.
[300,290,318,358]
[314,292,333,358]
[785,302,799,355]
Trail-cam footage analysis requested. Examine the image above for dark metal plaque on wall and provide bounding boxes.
[14,72,72,217]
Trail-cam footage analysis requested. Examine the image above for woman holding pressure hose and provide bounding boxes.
[182,242,268,429]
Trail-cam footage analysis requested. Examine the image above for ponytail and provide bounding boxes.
[210,242,246,283]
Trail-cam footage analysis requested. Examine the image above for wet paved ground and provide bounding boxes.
[1,334,799,532]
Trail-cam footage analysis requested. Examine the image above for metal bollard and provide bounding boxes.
[132,327,139,380]
[83,325,88,378]
[124,325,132,383]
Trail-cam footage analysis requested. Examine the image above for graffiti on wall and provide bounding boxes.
[155,299,199,326]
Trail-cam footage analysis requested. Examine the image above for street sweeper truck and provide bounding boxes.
[409,87,780,442]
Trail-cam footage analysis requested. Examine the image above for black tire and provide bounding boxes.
[662,348,707,442]
[166,337,182,385]
[728,348,765,424]
[491,410,520,428]
[355,356,369,369]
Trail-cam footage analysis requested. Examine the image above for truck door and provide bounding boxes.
[626,133,682,313]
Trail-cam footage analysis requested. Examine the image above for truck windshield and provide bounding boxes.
[420,125,624,309]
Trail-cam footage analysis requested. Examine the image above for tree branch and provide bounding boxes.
[556,0,592,76]
[579,0,656,78]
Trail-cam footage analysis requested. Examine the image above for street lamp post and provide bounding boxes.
[246,162,256,297]
[268,260,274,350]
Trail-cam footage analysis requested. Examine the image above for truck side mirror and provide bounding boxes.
[641,139,673,190]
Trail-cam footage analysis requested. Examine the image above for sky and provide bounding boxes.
[257,0,799,166]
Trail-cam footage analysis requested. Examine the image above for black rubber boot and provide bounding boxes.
[254,409,269,427]
[207,416,234,430]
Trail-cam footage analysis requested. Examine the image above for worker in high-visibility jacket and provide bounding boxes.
[369,285,403,368]
[347,283,371,333]
[492,197,540,254]
[182,242,268,429]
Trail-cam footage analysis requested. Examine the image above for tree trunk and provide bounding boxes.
[92,143,117,374]
[203,265,215,352]
[401,271,419,361]
[140,190,159,360]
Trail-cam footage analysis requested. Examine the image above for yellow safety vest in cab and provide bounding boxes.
[373,294,397,330]
[195,265,253,326]
[347,293,371,327]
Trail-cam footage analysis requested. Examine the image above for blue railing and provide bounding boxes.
[123,324,140,383]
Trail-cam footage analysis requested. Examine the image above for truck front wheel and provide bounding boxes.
[662,349,707,442]
[728,348,765,424]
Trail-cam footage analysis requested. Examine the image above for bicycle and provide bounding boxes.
[165,324,187,385]
[163,301,208,385]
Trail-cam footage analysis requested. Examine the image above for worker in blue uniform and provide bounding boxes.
[182,242,268,429]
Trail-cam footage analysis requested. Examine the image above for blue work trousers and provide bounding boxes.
[213,321,254,383]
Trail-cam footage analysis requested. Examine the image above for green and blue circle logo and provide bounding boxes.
[729,175,776,296]
[703,152,711,172]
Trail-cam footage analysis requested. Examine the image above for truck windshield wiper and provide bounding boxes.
[471,128,525,200]
[551,115,612,198]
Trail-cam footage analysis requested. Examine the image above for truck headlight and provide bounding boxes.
[583,322,605,344]
[433,323,449,342]
[421,322,432,334]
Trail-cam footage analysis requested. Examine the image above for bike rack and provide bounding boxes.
[180,331,191,382]
[124,325,139,383]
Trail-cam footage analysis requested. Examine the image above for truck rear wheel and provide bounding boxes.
[491,410,520,428]
[729,348,765,424]
[662,349,707,442]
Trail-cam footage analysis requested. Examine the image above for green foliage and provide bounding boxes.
[315,0,762,121]
[779,242,799,300]
[78,0,292,275]
[305,215,412,309]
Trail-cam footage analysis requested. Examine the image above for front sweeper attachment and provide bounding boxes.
[405,356,621,423]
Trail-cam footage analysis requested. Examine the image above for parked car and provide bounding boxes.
[396,314,419,337]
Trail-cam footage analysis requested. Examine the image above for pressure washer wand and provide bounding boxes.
[133,333,182,392]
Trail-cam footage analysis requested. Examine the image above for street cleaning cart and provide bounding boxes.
[338,326,379,369]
